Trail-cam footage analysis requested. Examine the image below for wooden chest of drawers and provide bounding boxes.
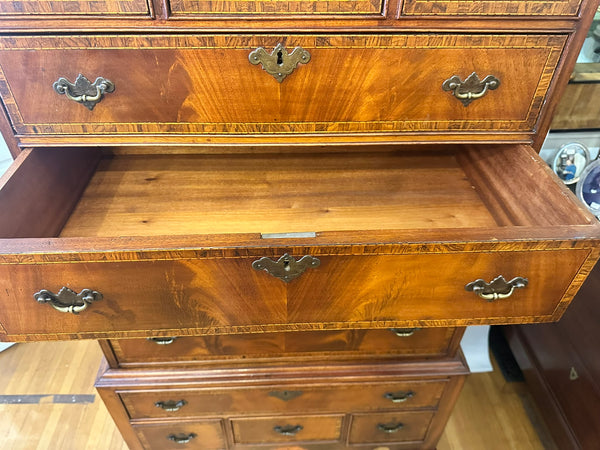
[0,0,599,448]
[96,357,468,449]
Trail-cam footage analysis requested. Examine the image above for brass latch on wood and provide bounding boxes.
[53,74,114,110]
[252,253,320,282]
[465,276,528,301]
[249,44,311,82]
[442,72,500,106]
[34,287,102,314]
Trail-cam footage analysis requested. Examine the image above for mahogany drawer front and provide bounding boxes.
[348,411,434,444]
[231,414,343,444]
[0,34,565,142]
[106,328,461,368]
[133,419,225,449]
[169,0,384,17]
[119,380,447,419]
[0,249,589,340]
[401,0,582,17]
[0,0,150,16]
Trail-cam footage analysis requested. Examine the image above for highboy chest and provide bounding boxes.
[0,0,599,448]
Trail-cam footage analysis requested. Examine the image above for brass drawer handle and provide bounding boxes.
[53,74,115,110]
[155,399,187,412]
[252,253,320,283]
[34,287,102,314]
[167,433,197,444]
[273,424,303,436]
[384,390,415,403]
[249,43,310,83]
[389,328,419,337]
[147,337,178,345]
[377,422,404,433]
[465,275,528,302]
[442,72,500,106]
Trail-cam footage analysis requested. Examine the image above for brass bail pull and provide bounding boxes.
[384,390,415,403]
[249,43,311,83]
[273,424,303,436]
[465,275,528,302]
[155,399,187,412]
[34,287,102,314]
[167,433,196,444]
[442,72,500,106]
[53,74,115,110]
[377,422,404,433]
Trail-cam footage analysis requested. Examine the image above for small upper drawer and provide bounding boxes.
[0,145,598,341]
[348,411,434,444]
[104,328,461,368]
[231,414,343,445]
[169,0,384,17]
[0,0,150,16]
[0,34,566,145]
[401,0,582,17]
[133,419,225,450]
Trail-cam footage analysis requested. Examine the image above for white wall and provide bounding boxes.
[0,135,11,174]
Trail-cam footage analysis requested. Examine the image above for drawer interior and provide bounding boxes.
[0,144,594,242]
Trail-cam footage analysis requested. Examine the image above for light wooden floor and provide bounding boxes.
[0,341,553,450]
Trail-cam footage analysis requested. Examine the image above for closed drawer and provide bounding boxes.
[348,411,434,444]
[105,327,462,368]
[231,414,343,444]
[133,419,225,450]
[0,145,598,342]
[119,380,447,419]
[169,0,384,17]
[0,34,565,144]
[0,0,150,16]
[401,0,582,17]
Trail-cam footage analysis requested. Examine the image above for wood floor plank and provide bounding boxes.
[438,357,548,450]
[0,341,127,450]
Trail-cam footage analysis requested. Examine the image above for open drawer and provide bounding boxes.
[0,144,598,341]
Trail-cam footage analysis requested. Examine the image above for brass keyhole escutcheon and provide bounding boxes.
[252,254,320,282]
[249,44,311,83]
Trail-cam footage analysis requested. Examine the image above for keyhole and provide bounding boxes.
[277,51,283,65]
[283,259,291,271]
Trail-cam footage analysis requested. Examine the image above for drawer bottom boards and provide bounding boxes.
[95,357,468,450]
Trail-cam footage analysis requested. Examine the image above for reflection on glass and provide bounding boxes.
[577,160,600,216]
[552,142,590,184]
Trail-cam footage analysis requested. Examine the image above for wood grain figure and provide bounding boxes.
[0,0,598,447]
